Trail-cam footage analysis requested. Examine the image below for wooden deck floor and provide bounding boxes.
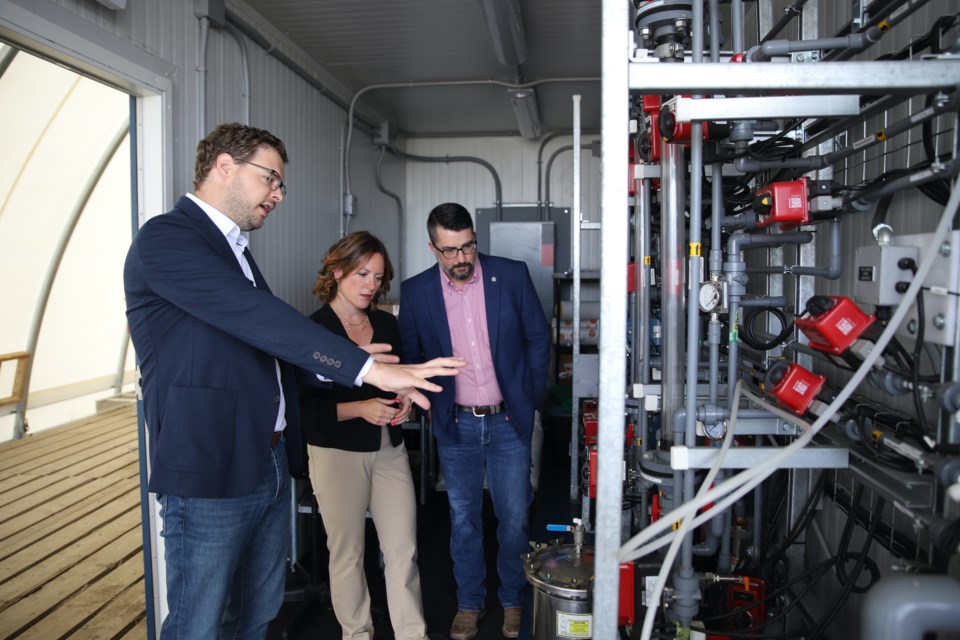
[0,403,148,639]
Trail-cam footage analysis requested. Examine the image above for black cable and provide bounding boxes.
[739,307,794,351]
[761,472,828,586]
[809,496,886,638]
[912,291,928,434]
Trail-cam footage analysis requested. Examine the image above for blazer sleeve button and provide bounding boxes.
[334,360,341,368]
[273,394,281,403]
[313,351,321,359]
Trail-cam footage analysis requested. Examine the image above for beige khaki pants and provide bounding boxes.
[307,429,427,640]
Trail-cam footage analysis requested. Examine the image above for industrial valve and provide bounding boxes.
[658,96,732,145]
[795,295,876,355]
[764,360,827,416]
[637,94,662,163]
[753,177,810,229]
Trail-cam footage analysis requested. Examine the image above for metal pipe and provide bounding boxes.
[731,0,744,54]
[224,23,251,124]
[828,0,932,62]
[374,146,405,279]
[386,145,503,221]
[850,158,960,204]
[759,0,809,44]
[544,145,573,214]
[537,132,566,219]
[196,16,209,142]
[13,124,129,438]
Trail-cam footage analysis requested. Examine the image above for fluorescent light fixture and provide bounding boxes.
[478,0,528,66]
[508,88,542,140]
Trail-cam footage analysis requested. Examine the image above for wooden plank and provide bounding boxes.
[0,463,139,544]
[115,615,148,640]
[63,581,146,640]
[0,473,72,510]
[0,490,140,585]
[16,553,143,639]
[0,527,141,638]
[0,410,135,471]
[0,476,86,520]
[27,433,139,479]
[1,425,137,476]
[0,407,136,463]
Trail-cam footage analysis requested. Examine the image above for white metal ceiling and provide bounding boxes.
[241,0,602,137]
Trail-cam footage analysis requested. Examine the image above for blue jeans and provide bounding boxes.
[158,442,290,639]
[437,411,533,611]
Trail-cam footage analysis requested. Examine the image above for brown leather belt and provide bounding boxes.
[456,402,505,417]
[270,431,283,448]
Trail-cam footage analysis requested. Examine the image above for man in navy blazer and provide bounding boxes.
[124,123,460,639]
[398,202,550,640]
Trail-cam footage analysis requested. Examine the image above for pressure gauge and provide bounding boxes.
[698,281,723,313]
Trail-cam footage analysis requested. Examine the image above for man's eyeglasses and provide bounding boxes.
[236,158,287,196]
[434,241,478,260]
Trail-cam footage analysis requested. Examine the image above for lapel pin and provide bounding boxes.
[491,277,497,282]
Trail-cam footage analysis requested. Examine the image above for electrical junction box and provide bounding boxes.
[893,231,960,347]
[853,244,919,307]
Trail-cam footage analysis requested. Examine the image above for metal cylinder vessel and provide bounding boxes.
[523,541,595,639]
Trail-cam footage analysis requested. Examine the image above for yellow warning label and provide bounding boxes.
[643,256,651,265]
[690,242,702,257]
[556,612,593,638]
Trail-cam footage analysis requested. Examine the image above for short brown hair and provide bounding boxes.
[193,123,288,191]
[312,231,394,305]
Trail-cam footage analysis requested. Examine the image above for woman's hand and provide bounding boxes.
[359,397,403,427]
[390,396,413,425]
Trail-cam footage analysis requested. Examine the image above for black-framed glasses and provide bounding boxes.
[434,241,478,260]
[236,158,287,196]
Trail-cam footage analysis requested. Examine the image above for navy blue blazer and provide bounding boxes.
[124,195,369,499]
[398,254,550,446]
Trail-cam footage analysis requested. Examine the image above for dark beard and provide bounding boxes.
[449,263,474,281]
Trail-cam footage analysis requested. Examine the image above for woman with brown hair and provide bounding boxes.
[300,231,428,640]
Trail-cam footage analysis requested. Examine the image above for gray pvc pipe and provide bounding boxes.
[747,34,868,62]
[789,219,842,279]
[861,575,960,640]
[677,0,707,619]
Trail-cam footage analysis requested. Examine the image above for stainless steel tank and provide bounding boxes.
[523,522,594,639]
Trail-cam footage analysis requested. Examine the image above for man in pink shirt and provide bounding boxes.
[398,203,551,640]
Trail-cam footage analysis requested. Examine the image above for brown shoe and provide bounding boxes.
[450,609,484,640]
[502,607,522,638]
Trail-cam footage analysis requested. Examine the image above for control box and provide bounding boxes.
[853,244,919,307]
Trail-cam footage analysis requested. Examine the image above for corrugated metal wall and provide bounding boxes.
[402,135,603,279]
[15,0,601,311]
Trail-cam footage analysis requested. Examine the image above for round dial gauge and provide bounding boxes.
[698,281,723,312]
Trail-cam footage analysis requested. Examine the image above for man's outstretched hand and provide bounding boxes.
[362,357,465,410]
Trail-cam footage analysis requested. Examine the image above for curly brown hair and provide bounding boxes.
[193,123,288,191]
[312,231,394,305]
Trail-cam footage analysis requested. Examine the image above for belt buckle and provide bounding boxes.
[471,405,486,417]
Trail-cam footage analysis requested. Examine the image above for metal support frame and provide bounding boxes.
[628,60,960,94]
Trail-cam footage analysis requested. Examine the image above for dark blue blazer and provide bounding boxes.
[124,195,369,499]
[398,254,550,446]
